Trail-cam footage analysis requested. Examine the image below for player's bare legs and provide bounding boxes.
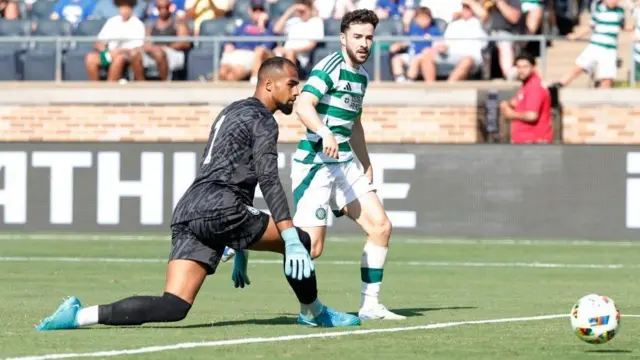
[36,217,358,331]
[342,191,405,320]
[296,226,328,259]
[164,260,208,304]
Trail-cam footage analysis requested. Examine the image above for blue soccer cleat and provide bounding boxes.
[35,296,82,331]
[297,306,361,327]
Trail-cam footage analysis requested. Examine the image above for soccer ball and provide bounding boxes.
[570,294,621,344]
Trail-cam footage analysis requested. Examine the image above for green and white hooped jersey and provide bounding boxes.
[293,51,369,165]
[589,3,625,50]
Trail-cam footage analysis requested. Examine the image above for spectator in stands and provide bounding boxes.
[315,0,354,19]
[50,0,96,27]
[185,0,233,35]
[375,0,406,19]
[146,0,185,20]
[521,0,543,35]
[355,0,377,10]
[129,0,190,80]
[464,0,522,80]
[421,3,487,81]
[417,0,462,22]
[272,0,324,71]
[499,53,552,144]
[0,0,19,19]
[218,0,275,81]
[91,0,147,19]
[389,6,442,82]
[85,0,146,81]
[554,0,631,88]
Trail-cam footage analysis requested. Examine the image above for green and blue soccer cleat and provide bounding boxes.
[298,306,361,327]
[35,296,82,331]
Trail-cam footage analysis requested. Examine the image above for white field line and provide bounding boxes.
[5,314,569,360]
[0,233,639,246]
[0,256,638,269]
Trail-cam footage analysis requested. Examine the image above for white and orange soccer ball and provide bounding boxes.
[570,294,621,344]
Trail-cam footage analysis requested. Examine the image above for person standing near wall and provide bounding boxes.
[499,53,553,144]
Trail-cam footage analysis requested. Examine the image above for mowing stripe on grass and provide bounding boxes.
[1,234,639,247]
[0,256,637,269]
[4,314,569,360]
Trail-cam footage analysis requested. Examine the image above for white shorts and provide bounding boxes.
[396,53,416,66]
[521,3,543,13]
[435,51,482,76]
[142,46,185,71]
[220,49,256,70]
[575,44,617,80]
[291,160,375,227]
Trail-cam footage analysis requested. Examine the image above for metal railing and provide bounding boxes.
[0,33,637,84]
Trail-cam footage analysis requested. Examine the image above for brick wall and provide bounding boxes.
[0,86,639,144]
[0,105,479,143]
[562,106,640,144]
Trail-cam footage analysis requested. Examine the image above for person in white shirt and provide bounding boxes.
[314,0,354,19]
[272,0,324,70]
[421,3,488,81]
[84,0,146,81]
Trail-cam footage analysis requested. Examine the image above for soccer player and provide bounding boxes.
[35,57,360,331]
[234,9,405,321]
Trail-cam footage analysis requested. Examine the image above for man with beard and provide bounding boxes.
[35,57,360,331]
[499,52,552,144]
[233,9,406,322]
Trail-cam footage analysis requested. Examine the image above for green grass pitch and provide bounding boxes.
[1,235,639,359]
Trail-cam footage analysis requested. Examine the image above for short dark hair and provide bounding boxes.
[340,9,379,33]
[515,52,536,66]
[257,56,298,81]
[294,0,313,8]
[415,6,432,18]
[114,0,137,7]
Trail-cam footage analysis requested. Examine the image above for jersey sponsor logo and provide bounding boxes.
[343,94,363,112]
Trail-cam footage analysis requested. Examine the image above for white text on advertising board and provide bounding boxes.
[0,151,416,228]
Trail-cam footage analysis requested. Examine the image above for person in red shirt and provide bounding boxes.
[500,53,553,144]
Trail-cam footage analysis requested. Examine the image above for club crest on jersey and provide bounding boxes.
[246,206,260,216]
[315,207,327,220]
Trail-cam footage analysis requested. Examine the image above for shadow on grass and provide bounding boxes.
[76,306,477,330]
[381,306,478,318]
[145,306,477,329]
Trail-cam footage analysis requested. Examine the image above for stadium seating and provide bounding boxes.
[268,0,294,21]
[63,19,105,81]
[23,20,72,80]
[186,18,237,80]
[0,20,31,80]
[0,1,589,83]
[232,0,252,21]
[433,17,447,34]
[29,0,56,20]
